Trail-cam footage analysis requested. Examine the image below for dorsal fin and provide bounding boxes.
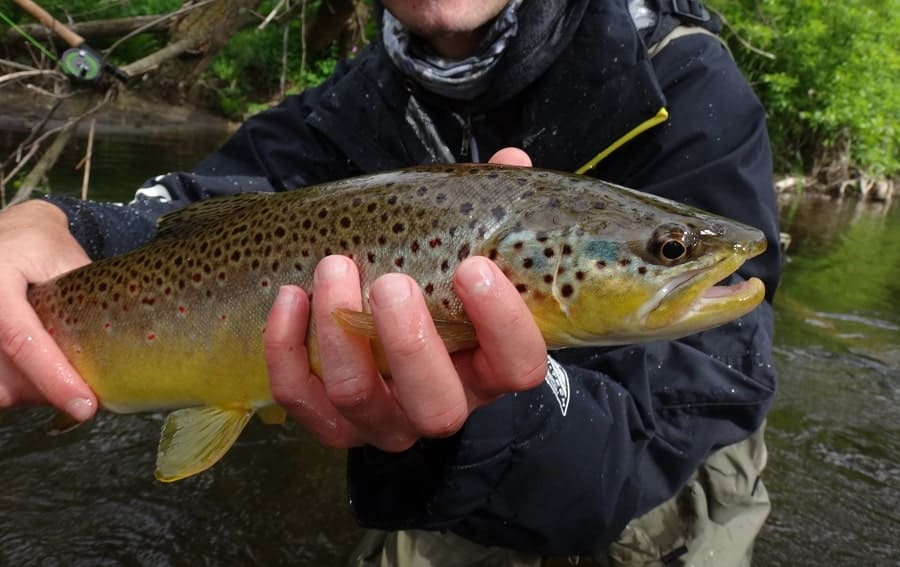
[155,193,275,240]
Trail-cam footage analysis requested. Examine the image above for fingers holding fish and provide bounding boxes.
[0,270,97,420]
[312,255,419,452]
[0,201,97,418]
[452,257,548,402]
[488,147,533,167]
[368,273,469,439]
[264,285,356,448]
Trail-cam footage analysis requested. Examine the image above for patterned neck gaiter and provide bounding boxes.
[382,1,525,100]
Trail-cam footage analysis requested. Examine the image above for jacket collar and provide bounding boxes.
[307,0,667,174]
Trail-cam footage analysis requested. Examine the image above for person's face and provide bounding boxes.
[382,0,511,54]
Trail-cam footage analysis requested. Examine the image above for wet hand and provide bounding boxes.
[0,200,97,420]
[264,148,548,450]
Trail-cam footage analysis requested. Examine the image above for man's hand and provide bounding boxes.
[264,148,548,450]
[0,200,97,420]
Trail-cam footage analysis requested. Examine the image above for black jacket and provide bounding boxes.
[48,0,780,555]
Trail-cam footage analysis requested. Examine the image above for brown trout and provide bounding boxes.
[28,164,767,481]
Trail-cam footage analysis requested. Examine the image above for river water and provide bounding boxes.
[0,129,897,565]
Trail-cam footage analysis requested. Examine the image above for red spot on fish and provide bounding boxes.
[48,328,56,336]
[429,238,442,248]
[218,272,226,281]
[128,284,137,294]
[104,322,111,329]
[147,333,156,341]
[261,279,270,288]
[142,297,156,306]
[220,314,228,321]
[192,273,202,282]
[178,306,186,314]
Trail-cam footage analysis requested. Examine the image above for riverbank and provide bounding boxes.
[1,85,895,203]
[0,86,238,138]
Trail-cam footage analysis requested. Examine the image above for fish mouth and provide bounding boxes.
[643,256,765,334]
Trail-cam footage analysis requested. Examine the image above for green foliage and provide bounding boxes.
[209,2,348,119]
[716,0,900,177]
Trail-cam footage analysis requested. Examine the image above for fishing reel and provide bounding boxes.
[60,45,103,81]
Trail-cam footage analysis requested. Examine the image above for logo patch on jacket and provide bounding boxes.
[545,356,570,416]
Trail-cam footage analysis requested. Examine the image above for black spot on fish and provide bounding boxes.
[619,258,631,266]
[491,206,506,221]
[638,266,647,275]
[340,217,352,228]
[387,195,398,205]
[561,284,574,298]
[367,203,377,213]
[596,260,607,269]
[274,226,287,238]
[417,186,428,196]
[458,244,470,261]
[367,252,376,263]
[436,193,447,204]
[318,208,329,218]
[393,222,405,234]
[515,283,528,293]
[395,257,405,268]
[411,241,420,253]
[424,283,434,295]
[523,258,534,268]
[544,248,555,258]
[576,271,586,280]
[302,219,312,229]
[562,244,572,255]
[460,202,473,214]
[441,260,450,272]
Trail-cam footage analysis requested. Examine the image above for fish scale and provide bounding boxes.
[27,164,768,482]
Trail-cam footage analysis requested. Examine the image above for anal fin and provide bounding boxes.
[155,407,252,482]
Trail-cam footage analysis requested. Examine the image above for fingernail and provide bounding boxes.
[65,397,94,421]
[275,286,299,309]
[457,258,495,294]
[370,274,413,308]
[315,256,349,283]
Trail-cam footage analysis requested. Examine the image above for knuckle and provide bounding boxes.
[519,357,549,390]
[412,402,468,439]
[325,375,377,412]
[383,333,430,362]
[0,325,33,367]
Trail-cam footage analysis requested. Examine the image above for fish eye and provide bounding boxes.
[649,224,693,264]
[661,239,687,261]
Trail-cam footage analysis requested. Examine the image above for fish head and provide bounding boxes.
[490,186,768,347]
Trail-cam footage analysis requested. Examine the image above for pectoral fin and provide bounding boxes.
[333,308,479,353]
[155,407,252,482]
[256,405,287,425]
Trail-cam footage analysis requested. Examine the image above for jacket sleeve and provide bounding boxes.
[43,56,365,260]
[346,34,780,555]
